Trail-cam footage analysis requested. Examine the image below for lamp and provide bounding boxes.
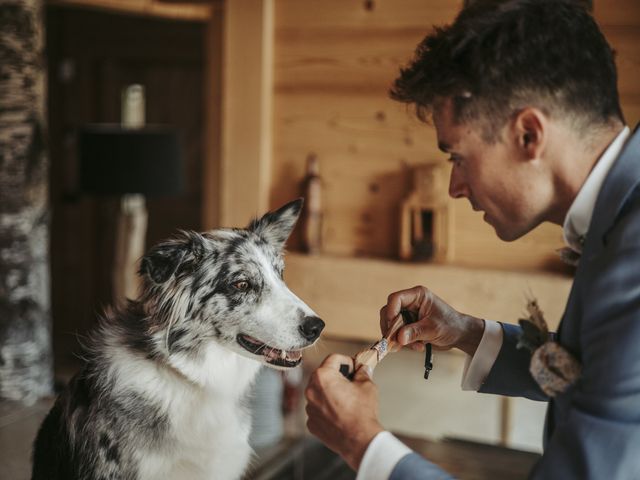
[78,124,184,304]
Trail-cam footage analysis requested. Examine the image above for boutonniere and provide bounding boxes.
[556,247,581,267]
[517,298,582,397]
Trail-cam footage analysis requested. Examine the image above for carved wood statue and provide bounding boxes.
[0,0,53,404]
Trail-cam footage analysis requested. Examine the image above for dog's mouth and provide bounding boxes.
[236,334,303,368]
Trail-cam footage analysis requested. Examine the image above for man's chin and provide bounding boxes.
[491,221,533,242]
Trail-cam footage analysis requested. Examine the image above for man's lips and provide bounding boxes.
[236,334,303,368]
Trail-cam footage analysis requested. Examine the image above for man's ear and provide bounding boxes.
[513,107,547,161]
[248,198,304,250]
[139,231,204,284]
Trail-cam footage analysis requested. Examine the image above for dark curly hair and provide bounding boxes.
[390,0,624,141]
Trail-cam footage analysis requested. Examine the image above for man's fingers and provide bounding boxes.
[320,353,355,371]
[379,305,388,335]
[397,322,430,345]
[385,286,425,322]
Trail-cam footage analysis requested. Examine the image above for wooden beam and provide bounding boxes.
[220,0,274,227]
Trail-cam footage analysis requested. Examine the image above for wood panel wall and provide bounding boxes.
[271,0,640,270]
[596,0,640,127]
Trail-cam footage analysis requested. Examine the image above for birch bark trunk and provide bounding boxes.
[0,0,53,404]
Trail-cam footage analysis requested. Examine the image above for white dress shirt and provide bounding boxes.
[356,125,631,480]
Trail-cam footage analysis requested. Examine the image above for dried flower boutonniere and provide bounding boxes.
[517,297,582,397]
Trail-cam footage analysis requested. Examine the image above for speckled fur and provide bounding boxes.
[32,200,322,480]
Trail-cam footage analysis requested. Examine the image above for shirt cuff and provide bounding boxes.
[461,319,503,391]
[356,431,412,480]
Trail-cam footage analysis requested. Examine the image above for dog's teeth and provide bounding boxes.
[280,350,287,360]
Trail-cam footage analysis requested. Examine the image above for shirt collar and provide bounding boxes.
[563,126,631,253]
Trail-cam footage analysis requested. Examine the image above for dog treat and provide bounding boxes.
[354,314,406,373]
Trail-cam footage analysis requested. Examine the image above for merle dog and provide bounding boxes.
[32,199,324,480]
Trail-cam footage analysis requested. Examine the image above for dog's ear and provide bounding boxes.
[139,232,204,284]
[248,198,303,250]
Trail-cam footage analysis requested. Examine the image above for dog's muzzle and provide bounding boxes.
[236,316,324,368]
[236,334,303,368]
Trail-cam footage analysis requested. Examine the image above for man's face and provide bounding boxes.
[433,99,550,241]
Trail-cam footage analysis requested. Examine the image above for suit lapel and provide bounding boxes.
[582,125,640,260]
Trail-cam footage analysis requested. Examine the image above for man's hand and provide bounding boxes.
[305,354,384,470]
[380,286,485,356]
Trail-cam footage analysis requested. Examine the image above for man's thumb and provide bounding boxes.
[353,364,373,382]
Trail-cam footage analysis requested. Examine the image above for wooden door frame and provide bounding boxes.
[203,0,274,229]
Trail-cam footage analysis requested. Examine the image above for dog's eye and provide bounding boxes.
[232,280,250,291]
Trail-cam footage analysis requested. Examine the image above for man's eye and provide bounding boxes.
[232,280,250,291]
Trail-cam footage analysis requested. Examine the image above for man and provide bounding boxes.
[304,0,640,478]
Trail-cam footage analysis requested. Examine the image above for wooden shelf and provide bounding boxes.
[284,252,572,342]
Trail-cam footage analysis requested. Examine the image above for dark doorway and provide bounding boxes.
[46,6,206,370]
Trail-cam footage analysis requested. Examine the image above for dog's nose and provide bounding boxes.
[299,316,325,341]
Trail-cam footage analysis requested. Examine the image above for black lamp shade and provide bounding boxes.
[79,125,184,196]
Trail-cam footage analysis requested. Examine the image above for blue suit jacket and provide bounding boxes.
[390,126,640,480]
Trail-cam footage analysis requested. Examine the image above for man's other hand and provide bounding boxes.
[305,353,384,470]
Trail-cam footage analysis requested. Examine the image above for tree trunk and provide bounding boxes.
[0,0,53,404]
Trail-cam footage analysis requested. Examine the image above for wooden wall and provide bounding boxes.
[270,0,640,270]
[596,0,640,126]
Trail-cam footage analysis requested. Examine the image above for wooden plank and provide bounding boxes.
[275,26,431,94]
[451,201,566,270]
[275,0,463,29]
[283,252,572,342]
[622,100,640,128]
[594,0,640,27]
[220,0,274,227]
[274,93,439,161]
[600,25,640,100]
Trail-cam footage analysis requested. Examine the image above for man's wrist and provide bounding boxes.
[344,423,384,470]
[456,316,485,357]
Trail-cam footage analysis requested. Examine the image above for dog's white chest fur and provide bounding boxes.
[113,343,262,480]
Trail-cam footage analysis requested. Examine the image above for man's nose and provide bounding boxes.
[299,316,325,341]
[448,169,469,199]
